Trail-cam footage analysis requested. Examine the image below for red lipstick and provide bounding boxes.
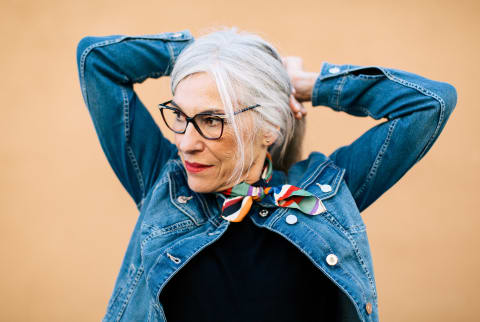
[184,161,213,173]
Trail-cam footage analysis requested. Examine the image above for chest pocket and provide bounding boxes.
[140,170,208,260]
[302,162,365,233]
[304,162,345,201]
[141,219,197,257]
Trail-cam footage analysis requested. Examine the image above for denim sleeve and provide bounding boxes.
[76,31,194,209]
[312,62,457,213]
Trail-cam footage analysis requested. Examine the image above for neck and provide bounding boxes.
[217,152,267,192]
[241,151,271,184]
[212,151,269,194]
[242,153,267,185]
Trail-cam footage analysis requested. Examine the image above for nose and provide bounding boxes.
[177,121,205,154]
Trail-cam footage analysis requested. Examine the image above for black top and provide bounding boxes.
[159,205,359,322]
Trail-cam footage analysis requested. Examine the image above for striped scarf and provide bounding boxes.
[219,153,326,222]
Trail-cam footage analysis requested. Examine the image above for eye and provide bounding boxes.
[203,116,222,127]
[173,110,184,120]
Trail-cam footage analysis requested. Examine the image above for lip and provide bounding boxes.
[184,160,214,173]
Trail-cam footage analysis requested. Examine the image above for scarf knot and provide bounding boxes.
[219,153,326,222]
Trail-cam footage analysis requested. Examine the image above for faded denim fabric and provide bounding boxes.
[76,30,457,322]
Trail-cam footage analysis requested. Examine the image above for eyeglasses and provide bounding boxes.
[158,100,260,140]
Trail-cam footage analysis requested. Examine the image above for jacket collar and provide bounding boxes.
[166,154,345,225]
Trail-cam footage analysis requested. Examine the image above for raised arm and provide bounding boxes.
[286,58,457,213]
[76,31,194,209]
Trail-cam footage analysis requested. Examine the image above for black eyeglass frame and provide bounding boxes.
[158,100,260,140]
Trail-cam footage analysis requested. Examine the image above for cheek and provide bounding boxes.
[173,134,182,148]
[208,133,238,176]
[210,134,236,162]
[222,125,260,159]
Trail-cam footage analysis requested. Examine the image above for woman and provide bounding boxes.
[76,28,457,322]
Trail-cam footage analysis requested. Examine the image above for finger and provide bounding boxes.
[290,98,302,120]
[289,94,299,111]
[296,106,304,118]
[292,96,303,110]
[295,100,306,116]
[300,104,307,115]
[290,96,306,119]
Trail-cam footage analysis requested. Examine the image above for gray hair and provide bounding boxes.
[170,26,305,185]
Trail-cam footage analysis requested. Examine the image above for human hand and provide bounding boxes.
[288,87,306,120]
[282,56,318,119]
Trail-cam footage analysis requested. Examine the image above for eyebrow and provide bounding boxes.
[171,100,226,115]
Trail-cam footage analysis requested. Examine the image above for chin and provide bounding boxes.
[187,177,215,194]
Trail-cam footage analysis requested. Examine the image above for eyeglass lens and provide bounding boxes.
[161,107,223,139]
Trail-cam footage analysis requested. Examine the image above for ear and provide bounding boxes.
[262,128,279,147]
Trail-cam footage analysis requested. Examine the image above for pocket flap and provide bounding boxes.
[303,162,345,201]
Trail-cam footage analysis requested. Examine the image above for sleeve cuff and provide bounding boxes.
[311,62,348,109]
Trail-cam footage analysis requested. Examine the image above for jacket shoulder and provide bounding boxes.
[287,152,336,186]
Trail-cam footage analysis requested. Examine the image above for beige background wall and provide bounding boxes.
[1,0,478,321]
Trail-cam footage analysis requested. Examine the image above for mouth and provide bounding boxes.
[184,160,214,173]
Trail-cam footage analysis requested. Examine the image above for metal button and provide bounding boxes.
[285,214,298,225]
[259,209,269,217]
[316,183,333,192]
[328,67,340,74]
[171,32,183,38]
[166,252,181,264]
[326,254,338,266]
[320,184,332,192]
[177,195,192,204]
[365,302,373,315]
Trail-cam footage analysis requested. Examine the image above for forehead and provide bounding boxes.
[173,72,225,115]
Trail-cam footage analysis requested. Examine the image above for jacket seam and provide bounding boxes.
[317,214,367,296]
[141,220,196,252]
[298,221,367,302]
[170,160,219,226]
[348,223,367,233]
[114,265,144,321]
[136,198,145,211]
[299,159,330,189]
[122,87,146,201]
[333,75,348,110]
[320,164,345,200]
[381,69,447,163]
[80,37,163,206]
[165,42,176,75]
[78,37,126,102]
[168,172,203,226]
[353,118,398,203]
[320,211,378,303]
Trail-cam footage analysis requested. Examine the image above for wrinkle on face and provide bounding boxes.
[172,72,269,193]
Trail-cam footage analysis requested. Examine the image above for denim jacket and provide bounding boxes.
[76,30,457,322]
